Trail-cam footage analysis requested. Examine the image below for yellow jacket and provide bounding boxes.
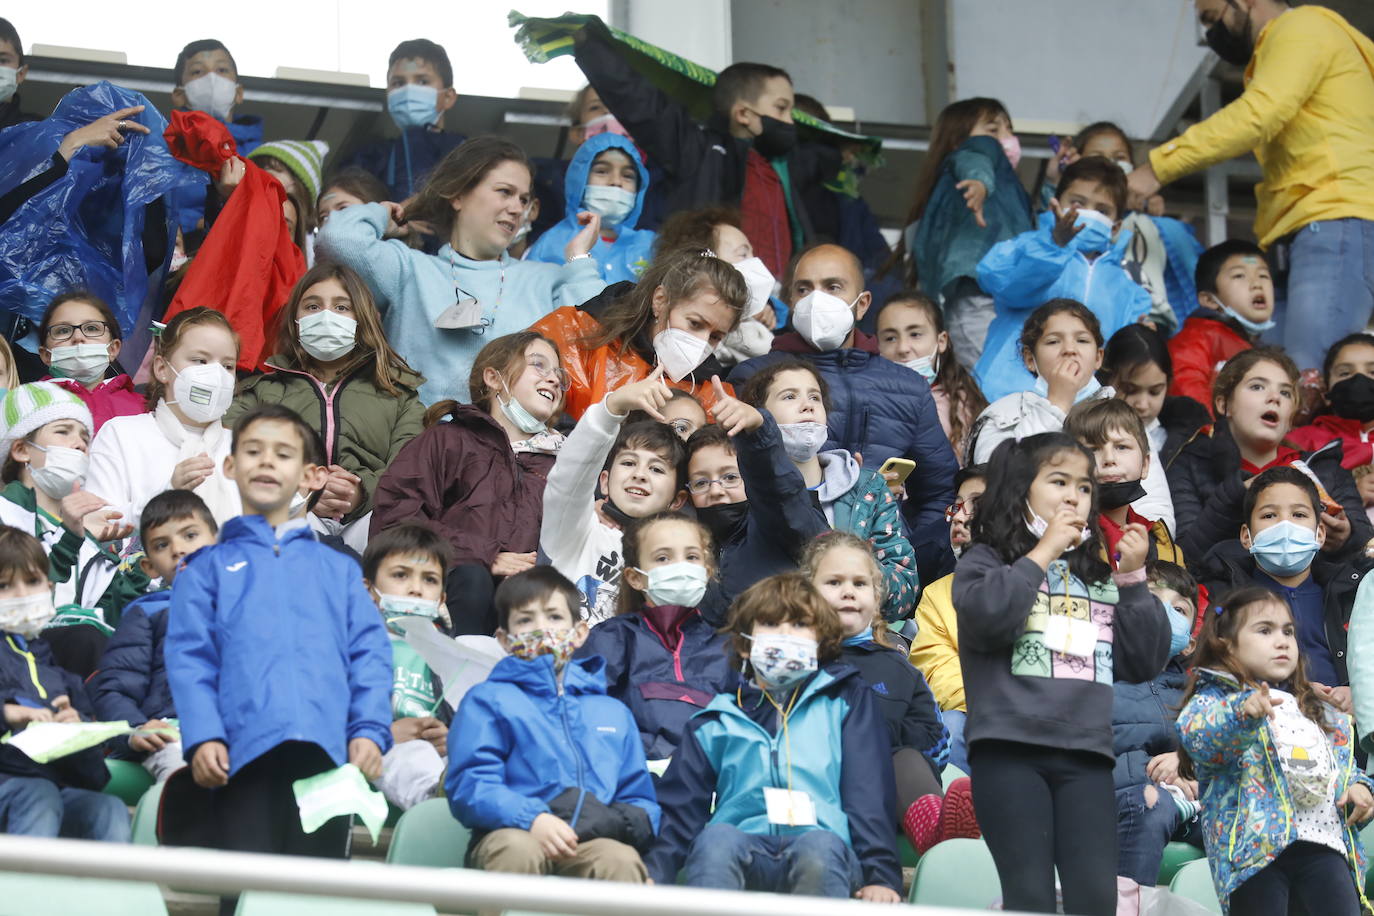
[1150,6,1374,248]
[910,573,964,713]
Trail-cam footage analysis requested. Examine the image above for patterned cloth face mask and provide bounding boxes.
[505,627,580,669]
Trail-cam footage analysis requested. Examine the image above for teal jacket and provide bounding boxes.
[1177,668,1372,913]
[315,202,607,405]
[822,457,920,622]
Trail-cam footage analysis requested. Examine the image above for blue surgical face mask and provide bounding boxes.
[900,354,938,384]
[1212,297,1277,335]
[1071,208,1114,253]
[634,561,709,608]
[1031,370,1102,404]
[1249,520,1320,578]
[1167,603,1192,656]
[388,84,439,130]
[581,185,636,229]
[498,381,548,435]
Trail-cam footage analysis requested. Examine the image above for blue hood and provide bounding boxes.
[561,132,649,229]
[486,652,610,698]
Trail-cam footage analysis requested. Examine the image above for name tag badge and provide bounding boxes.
[764,786,818,826]
[434,298,485,330]
[1043,615,1097,659]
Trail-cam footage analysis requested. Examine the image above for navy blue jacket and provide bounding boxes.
[729,332,959,534]
[839,639,949,771]
[0,633,108,790]
[90,590,174,754]
[166,516,394,777]
[1112,657,1188,791]
[576,606,735,760]
[342,126,467,201]
[646,665,900,891]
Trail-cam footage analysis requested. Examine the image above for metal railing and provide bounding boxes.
[0,834,1010,915]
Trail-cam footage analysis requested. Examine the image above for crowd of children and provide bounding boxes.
[5,11,1374,916]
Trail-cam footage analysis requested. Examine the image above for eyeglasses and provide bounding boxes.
[944,498,979,523]
[47,321,112,342]
[687,472,744,495]
[526,357,571,392]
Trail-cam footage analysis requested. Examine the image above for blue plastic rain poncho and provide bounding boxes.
[525,132,655,283]
[0,82,200,360]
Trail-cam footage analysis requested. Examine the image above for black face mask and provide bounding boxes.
[696,501,750,544]
[1327,374,1374,423]
[601,497,636,529]
[1099,479,1148,512]
[1205,2,1254,67]
[752,116,797,159]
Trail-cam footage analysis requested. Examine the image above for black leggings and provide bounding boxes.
[893,746,942,816]
[1229,841,1360,916]
[970,739,1116,916]
[446,563,498,636]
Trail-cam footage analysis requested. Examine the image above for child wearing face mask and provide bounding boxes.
[361,523,455,812]
[447,565,658,883]
[1168,240,1272,417]
[1102,323,1212,478]
[35,292,142,432]
[1195,467,1369,717]
[802,532,964,856]
[911,464,987,774]
[85,307,242,530]
[875,291,987,462]
[647,573,902,901]
[737,359,919,620]
[342,39,465,202]
[954,432,1171,916]
[531,245,748,421]
[224,263,424,550]
[975,157,1153,402]
[883,98,1031,367]
[970,299,1114,466]
[1167,348,1372,565]
[165,39,261,238]
[576,513,734,767]
[372,332,567,635]
[0,526,131,842]
[1291,334,1374,522]
[525,134,656,284]
[1178,586,1373,916]
[0,383,145,675]
[1065,398,1183,566]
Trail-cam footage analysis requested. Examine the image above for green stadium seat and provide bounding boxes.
[1168,859,1222,914]
[0,872,167,915]
[130,779,165,846]
[385,797,471,868]
[234,891,435,915]
[941,764,969,789]
[1157,840,1204,885]
[908,837,1001,908]
[103,759,154,807]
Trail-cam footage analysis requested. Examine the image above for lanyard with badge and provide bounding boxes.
[747,684,818,827]
[434,252,503,334]
[1042,561,1097,659]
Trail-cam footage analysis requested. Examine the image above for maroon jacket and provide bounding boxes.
[369,405,555,566]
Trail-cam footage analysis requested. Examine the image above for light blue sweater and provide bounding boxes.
[315,203,607,405]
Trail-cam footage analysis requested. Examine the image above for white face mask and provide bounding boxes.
[732,257,776,319]
[168,363,235,424]
[0,592,55,638]
[778,421,828,463]
[792,289,857,352]
[653,328,712,382]
[297,311,358,363]
[1116,159,1134,176]
[581,185,636,229]
[47,343,110,384]
[1024,501,1089,550]
[0,67,17,105]
[28,444,88,501]
[182,72,238,121]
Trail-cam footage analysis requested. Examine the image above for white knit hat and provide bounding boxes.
[0,382,94,458]
[248,139,331,203]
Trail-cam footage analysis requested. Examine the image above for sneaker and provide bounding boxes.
[938,776,981,842]
[902,793,943,854]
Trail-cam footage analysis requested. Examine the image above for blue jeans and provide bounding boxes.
[0,777,130,841]
[1268,218,1374,370]
[943,710,969,774]
[1115,784,1180,886]
[684,823,861,897]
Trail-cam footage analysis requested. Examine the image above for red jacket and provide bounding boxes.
[1167,314,1252,415]
[43,375,144,434]
[1290,414,1374,469]
[161,111,305,370]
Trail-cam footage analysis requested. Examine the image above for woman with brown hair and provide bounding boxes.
[529,244,749,420]
[369,331,568,634]
[223,262,425,547]
[315,135,606,406]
